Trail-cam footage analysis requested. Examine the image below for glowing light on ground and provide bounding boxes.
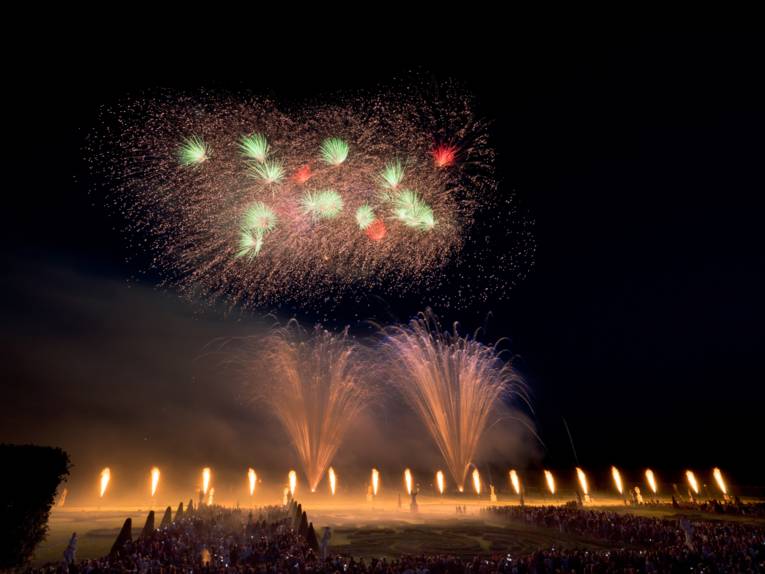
[544,470,556,494]
[99,467,110,498]
[645,469,658,494]
[713,467,727,494]
[248,468,257,496]
[150,467,160,497]
[289,470,297,497]
[472,468,481,495]
[329,467,337,496]
[404,468,413,495]
[510,470,521,495]
[686,470,699,494]
[611,466,624,495]
[436,470,445,495]
[202,467,211,495]
[371,468,379,496]
[576,467,589,495]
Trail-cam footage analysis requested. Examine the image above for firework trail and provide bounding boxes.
[328,467,337,495]
[645,469,658,494]
[404,468,413,495]
[713,467,727,495]
[245,322,368,492]
[371,468,380,496]
[611,466,623,495]
[686,470,699,494]
[544,470,556,494]
[436,470,445,494]
[202,467,211,495]
[289,470,297,497]
[509,469,521,495]
[92,84,534,310]
[99,467,110,498]
[150,467,160,497]
[381,311,523,490]
[248,468,257,496]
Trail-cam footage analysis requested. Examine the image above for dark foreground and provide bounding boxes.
[29,501,765,573]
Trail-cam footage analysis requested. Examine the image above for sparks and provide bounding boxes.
[686,470,699,494]
[611,466,624,495]
[544,470,556,495]
[237,202,277,258]
[355,205,376,230]
[380,160,405,189]
[202,467,211,495]
[249,160,284,184]
[328,467,337,496]
[576,467,589,495]
[293,164,313,184]
[365,219,387,241]
[289,470,297,497]
[391,189,435,230]
[404,468,413,495]
[432,144,457,168]
[150,467,160,497]
[99,467,111,498]
[436,470,445,495]
[371,468,380,496]
[645,469,658,494]
[239,133,269,162]
[509,470,521,495]
[248,468,257,496]
[301,189,344,219]
[178,135,209,166]
[320,137,349,165]
[713,467,727,495]
[472,468,481,495]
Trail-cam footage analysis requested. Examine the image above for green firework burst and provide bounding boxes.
[239,133,270,162]
[237,202,277,258]
[249,160,284,184]
[301,189,344,219]
[177,135,209,166]
[319,137,349,165]
[391,189,436,230]
[380,160,405,189]
[355,204,376,229]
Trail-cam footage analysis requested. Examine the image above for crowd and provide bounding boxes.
[27,500,765,573]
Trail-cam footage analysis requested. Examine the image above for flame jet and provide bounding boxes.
[645,469,658,494]
[436,470,445,494]
[382,312,523,490]
[99,468,111,498]
[248,468,257,496]
[371,468,380,496]
[150,467,160,497]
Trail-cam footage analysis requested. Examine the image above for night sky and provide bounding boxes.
[3,31,764,496]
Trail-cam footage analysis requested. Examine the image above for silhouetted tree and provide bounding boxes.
[0,444,70,569]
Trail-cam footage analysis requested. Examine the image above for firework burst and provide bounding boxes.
[94,83,534,309]
[238,202,277,258]
[320,137,349,165]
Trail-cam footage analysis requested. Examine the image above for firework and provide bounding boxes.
[207,488,215,505]
[380,160,405,189]
[382,312,522,490]
[611,466,623,495]
[96,86,531,310]
[371,468,379,496]
[202,467,211,495]
[328,467,337,495]
[404,468,413,495]
[249,160,284,184]
[576,467,589,495]
[301,189,344,219]
[239,133,269,162]
[472,468,481,495]
[177,135,208,166]
[544,470,556,495]
[237,202,277,258]
[436,470,445,495]
[391,189,435,230]
[713,467,727,495]
[509,470,521,495]
[247,323,368,492]
[320,137,349,165]
[355,204,376,230]
[289,470,297,497]
[248,468,257,496]
[686,470,699,494]
[99,467,111,498]
[645,469,658,494]
[432,144,457,168]
[150,467,160,497]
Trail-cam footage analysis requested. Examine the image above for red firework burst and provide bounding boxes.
[293,164,313,184]
[366,219,387,241]
[432,144,457,168]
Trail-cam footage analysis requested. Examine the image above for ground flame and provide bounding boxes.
[202,467,211,495]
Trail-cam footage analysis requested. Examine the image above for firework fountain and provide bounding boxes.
[382,312,523,491]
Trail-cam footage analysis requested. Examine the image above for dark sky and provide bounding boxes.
[3,30,764,496]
